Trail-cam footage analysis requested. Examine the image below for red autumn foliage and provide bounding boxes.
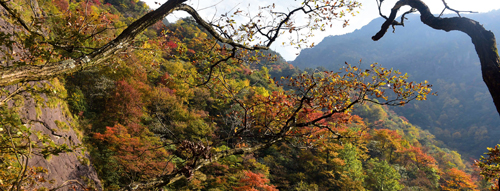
[233,171,278,191]
[166,41,178,49]
[94,123,170,178]
[92,0,101,6]
[106,80,146,124]
[53,0,69,11]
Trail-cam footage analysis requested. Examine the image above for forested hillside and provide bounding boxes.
[292,10,500,158]
[1,0,499,190]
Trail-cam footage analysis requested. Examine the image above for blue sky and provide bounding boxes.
[143,0,500,61]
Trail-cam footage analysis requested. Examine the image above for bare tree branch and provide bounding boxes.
[175,4,268,50]
[196,48,237,87]
[438,0,477,18]
[372,0,500,115]
[375,0,416,32]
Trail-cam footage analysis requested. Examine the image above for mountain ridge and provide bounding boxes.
[290,9,500,158]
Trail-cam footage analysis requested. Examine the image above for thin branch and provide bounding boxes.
[0,82,26,106]
[16,138,31,191]
[376,0,416,33]
[7,127,22,191]
[175,4,268,50]
[295,99,359,128]
[438,0,477,18]
[276,90,313,136]
[28,119,64,137]
[196,48,237,87]
[154,111,179,142]
[376,0,388,19]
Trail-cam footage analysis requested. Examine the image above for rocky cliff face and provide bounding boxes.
[5,82,102,190]
[1,7,102,190]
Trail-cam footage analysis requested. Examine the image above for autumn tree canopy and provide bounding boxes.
[0,0,361,87]
[0,0,493,190]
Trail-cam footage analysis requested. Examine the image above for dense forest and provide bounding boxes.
[0,0,499,190]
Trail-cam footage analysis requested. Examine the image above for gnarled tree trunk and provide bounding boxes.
[372,0,500,115]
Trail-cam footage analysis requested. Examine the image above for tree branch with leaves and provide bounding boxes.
[118,62,432,190]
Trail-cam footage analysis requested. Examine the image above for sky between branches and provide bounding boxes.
[143,0,500,61]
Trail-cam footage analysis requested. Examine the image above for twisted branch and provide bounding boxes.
[372,0,500,115]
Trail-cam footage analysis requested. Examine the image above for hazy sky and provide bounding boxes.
[143,0,500,61]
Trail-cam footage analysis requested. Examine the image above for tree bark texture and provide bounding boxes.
[372,0,500,115]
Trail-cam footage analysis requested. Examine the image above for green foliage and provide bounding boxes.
[365,158,404,191]
[0,106,28,189]
[54,120,69,130]
[293,181,319,191]
[336,143,366,190]
[67,87,87,115]
[475,145,500,190]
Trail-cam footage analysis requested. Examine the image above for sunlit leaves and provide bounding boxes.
[209,0,361,49]
[475,144,500,190]
[232,63,431,140]
[441,168,478,191]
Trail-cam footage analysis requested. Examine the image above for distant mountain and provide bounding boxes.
[291,10,500,158]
